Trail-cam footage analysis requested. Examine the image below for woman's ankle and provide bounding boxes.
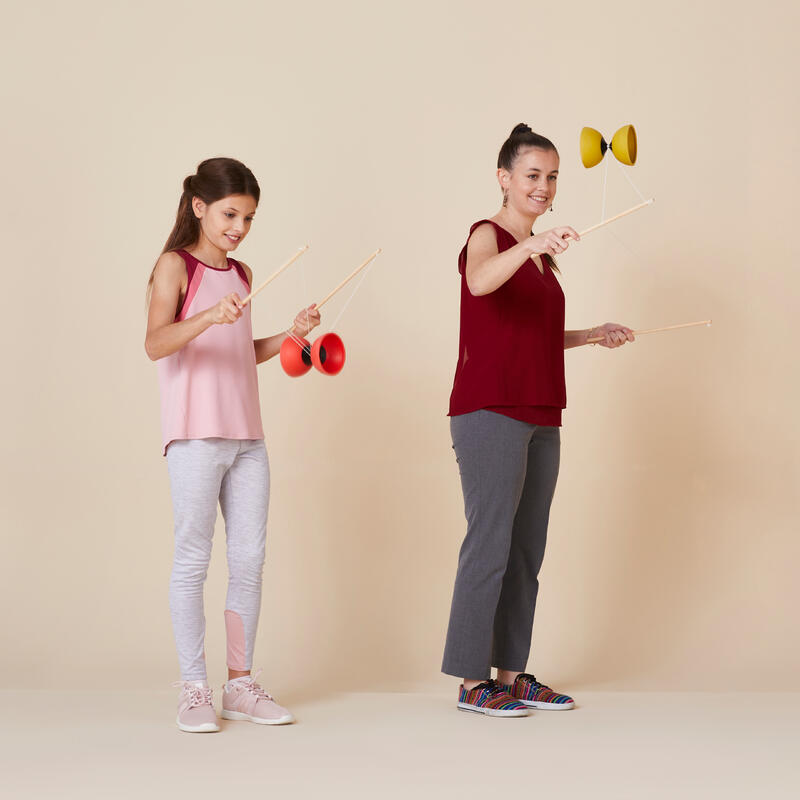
[496,670,521,687]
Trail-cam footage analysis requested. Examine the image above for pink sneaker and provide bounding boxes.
[174,681,220,733]
[221,671,294,725]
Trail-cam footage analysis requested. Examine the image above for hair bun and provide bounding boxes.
[183,175,195,193]
[510,123,533,137]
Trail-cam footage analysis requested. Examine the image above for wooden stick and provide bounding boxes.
[587,319,712,344]
[315,249,382,311]
[241,245,309,305]
[578,199,654,237]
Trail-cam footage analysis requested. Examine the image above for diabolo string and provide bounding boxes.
[327,252,378,333]
[613,156,649,204]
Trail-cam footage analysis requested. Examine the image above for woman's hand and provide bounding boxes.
[525,226,580,257]
[589,322,635,348]
[289,304,321,337]
[207,293,244,325]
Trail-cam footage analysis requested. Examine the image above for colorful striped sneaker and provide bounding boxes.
[457,679,529,717]
[506,673,575,710]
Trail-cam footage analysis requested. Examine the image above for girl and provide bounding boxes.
[145,157,320,733]
[442,125,634,716]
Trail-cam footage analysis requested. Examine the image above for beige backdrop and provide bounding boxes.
[1,0,797,692]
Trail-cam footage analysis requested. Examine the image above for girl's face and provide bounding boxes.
[192,194,257,252]
[498,147,559,216]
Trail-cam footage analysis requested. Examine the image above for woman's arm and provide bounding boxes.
[564,328,593,349]
[144,252,243,361]
[465,223,579,296]
[564,323,635,350]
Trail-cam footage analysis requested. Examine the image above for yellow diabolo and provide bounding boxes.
[580,124,637,168]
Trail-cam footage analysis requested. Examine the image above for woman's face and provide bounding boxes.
[499,147,559,216]
[193,194,257,252]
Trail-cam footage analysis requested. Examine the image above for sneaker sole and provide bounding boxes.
[176,717,220,733]
[220,709,295,725]
[457,702,528,717]
[519,699,575,710]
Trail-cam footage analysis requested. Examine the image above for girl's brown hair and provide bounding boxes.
[146,157,260,303]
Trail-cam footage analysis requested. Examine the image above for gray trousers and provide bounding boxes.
[166,438,269,681]
[442,410,560,680]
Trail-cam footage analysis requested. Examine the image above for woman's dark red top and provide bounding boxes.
[448,219,566,426]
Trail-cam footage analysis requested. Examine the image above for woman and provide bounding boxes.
[443,124,634,717]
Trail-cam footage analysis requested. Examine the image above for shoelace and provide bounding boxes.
[172,681,214,709]
[476,679,509,698]
[518,673,550,691]
[226,669,274,701]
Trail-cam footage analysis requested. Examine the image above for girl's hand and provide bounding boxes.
[289,304,321,337]
[525,227,580,257]
[590,322,635,348]
[208,293,244,325]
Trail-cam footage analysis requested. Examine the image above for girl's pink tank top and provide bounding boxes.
[157,250,264,454]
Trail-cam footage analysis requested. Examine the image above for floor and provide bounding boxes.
[3,690,796,799]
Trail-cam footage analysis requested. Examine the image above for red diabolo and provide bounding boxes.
[275,249,382,379]
[279,336,313,377]
[311,333,346,376]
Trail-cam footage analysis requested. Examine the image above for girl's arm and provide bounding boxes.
[238,260,322,365]
[145,252,243,361]
[253,306,321,364]
[564,323,635,350]
[465,223,579,296]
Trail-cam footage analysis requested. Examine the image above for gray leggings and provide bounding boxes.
[442,410,560,680]
[166,438,269,681]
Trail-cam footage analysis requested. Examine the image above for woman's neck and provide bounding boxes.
[494,206,540,241]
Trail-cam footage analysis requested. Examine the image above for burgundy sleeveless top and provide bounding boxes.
[448,220,566,426]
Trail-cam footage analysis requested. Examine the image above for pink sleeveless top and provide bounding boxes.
[157,250,264,454]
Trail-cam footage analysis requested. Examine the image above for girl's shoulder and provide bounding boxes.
[156,249,189,272]
[233,259,253,285]
[152,250,188,287]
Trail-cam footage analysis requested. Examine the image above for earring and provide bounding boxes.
[502,190,508,208]
[550,205,554,212]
